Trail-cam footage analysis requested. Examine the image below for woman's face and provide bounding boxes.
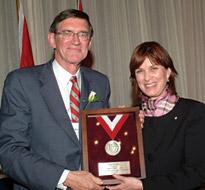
[135,58,171,100]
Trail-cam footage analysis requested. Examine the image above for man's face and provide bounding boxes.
[48,18,92,66]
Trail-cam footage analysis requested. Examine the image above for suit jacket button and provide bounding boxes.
[147,153,155,162]
[76,150,81,155]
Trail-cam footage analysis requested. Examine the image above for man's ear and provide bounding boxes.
[48,32,56,49]
[88,36,93,50]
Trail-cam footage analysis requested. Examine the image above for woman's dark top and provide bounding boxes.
[141,98,205,190]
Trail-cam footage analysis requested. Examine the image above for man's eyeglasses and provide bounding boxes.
[55,30,90,41]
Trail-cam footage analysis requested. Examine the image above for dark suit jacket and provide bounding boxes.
[141,98,205,190]
[0,60,111,190]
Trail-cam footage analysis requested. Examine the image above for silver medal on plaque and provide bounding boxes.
[105,140,121,156]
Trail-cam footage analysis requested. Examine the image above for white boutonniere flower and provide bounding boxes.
[85,91,101,109]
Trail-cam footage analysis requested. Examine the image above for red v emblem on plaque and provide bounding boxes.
[96,114,129,139]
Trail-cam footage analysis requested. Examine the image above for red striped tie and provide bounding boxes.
[70,76,80,122]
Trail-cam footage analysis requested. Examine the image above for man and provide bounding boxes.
[0,9,110,190]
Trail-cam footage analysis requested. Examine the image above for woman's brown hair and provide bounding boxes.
[130,41,178,103]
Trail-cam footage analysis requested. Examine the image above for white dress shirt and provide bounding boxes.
[53,59,81,139]
[52,59,81,189]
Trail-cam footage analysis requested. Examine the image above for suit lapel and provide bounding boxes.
[80,71,90,110]
[39,61,80,146]
[78,67,93,144]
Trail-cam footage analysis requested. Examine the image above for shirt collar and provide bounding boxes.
[52,59,81,89]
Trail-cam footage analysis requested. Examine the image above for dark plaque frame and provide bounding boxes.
[81,107,146,185]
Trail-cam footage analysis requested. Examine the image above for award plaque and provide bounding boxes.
[81,107,146,185]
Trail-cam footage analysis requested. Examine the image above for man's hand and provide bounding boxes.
[106,174,143,190]
[63,171,104,190]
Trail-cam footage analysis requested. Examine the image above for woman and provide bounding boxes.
[107,41,205,190]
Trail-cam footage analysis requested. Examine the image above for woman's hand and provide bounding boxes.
[118,105,126,108]
[118,106,145,128]
[139,110,144,129]
[106,174,143,190]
